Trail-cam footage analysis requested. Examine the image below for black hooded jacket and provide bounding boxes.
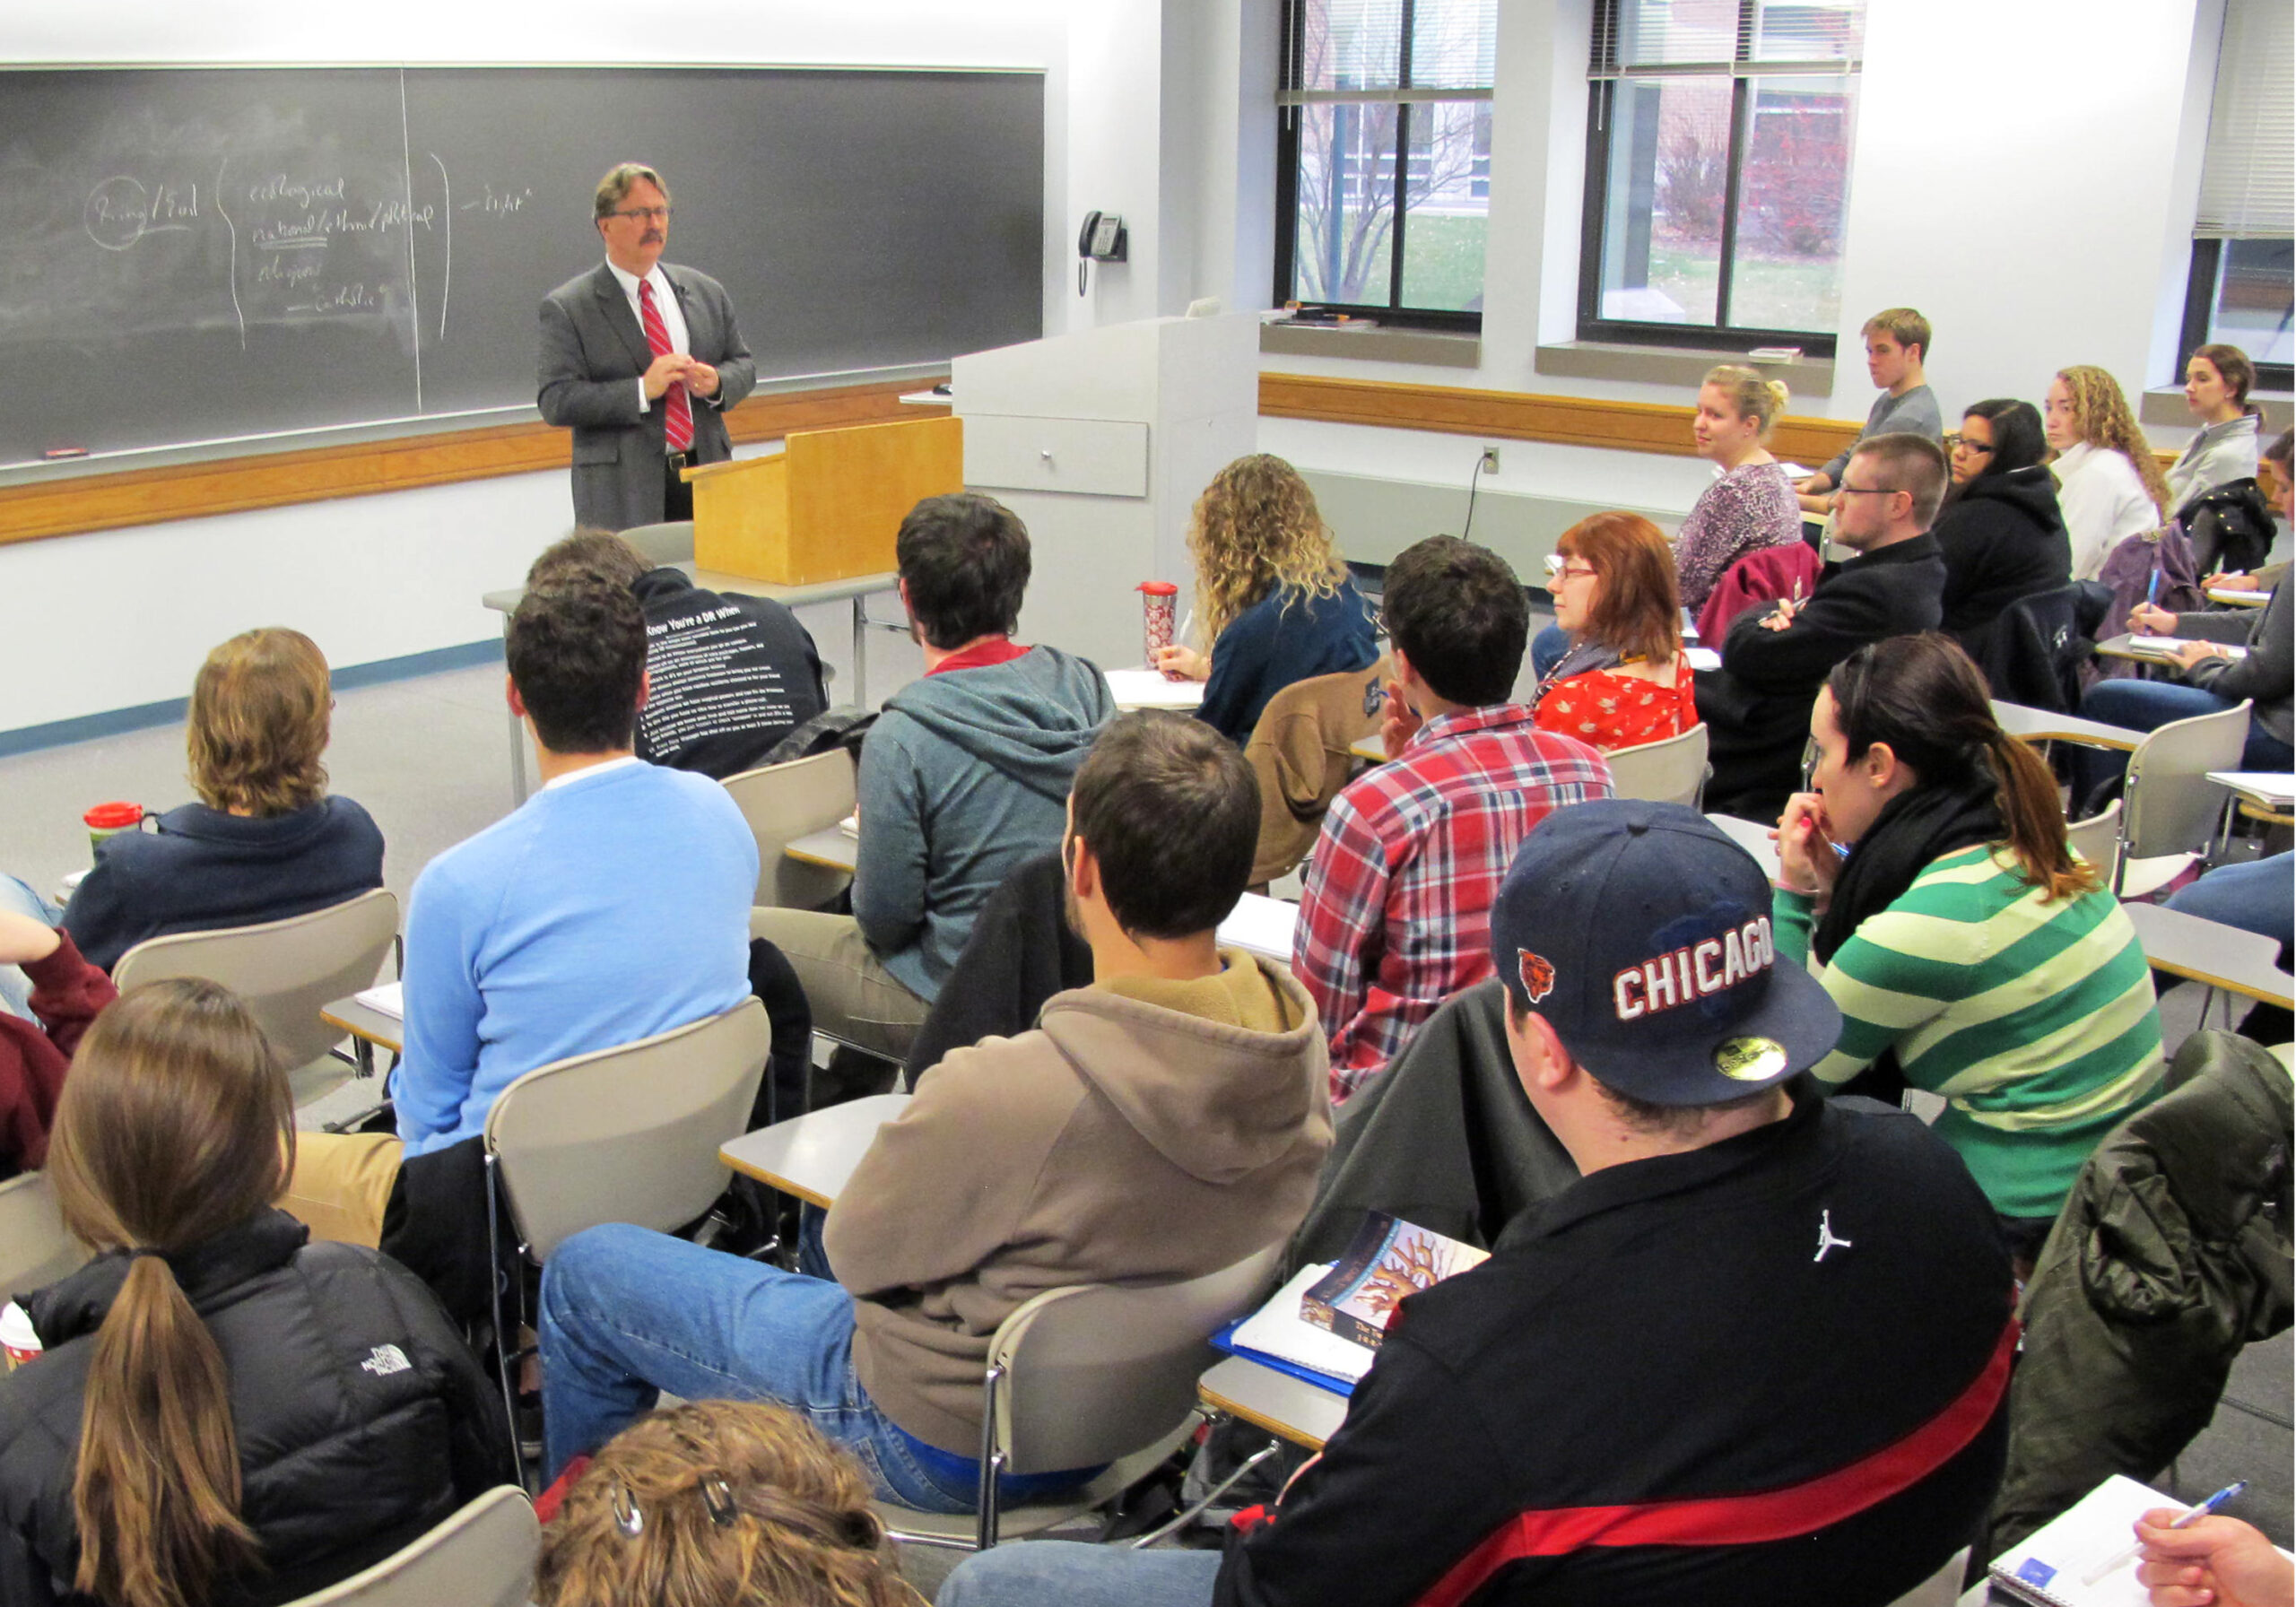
[0,1211,510,1606]
[1931,466,2074,642]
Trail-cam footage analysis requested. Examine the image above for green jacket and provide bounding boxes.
[1987,1031,2292,1556]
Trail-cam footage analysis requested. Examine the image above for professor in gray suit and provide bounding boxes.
[538,162,757,532]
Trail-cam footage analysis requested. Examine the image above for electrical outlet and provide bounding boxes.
[1480,447,1500,474]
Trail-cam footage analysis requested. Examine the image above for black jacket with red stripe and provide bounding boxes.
[1215,1085,2013,1607]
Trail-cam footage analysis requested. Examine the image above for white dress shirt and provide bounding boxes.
[604,259,691,419]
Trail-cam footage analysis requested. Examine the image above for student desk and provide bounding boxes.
[1198,1354,1348,1451]
[785,826,859,872]
[2121,901,2295,1012]
[718,1092,911,1208]
[483,566,898,805]
[319,995,402,1078]
[1988,701,2144,752]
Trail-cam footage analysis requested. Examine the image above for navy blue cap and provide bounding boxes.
[1490,799,1840,1105]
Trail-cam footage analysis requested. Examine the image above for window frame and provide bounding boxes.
[1273,0,1493,333]
[1574,0,1863,356]
[2179,239,2295,395]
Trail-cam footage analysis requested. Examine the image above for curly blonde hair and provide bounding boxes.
[1186,455,1349,648]
[2055,365,2171,516]
[186,629,332,817]
[535,1402,919,1607]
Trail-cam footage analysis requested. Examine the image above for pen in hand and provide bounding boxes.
[2082,1480,2248,1585]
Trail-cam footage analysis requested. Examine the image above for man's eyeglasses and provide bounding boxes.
[1834,484,1902,498]
[607,206,671,223]
[1944,435,1993,454]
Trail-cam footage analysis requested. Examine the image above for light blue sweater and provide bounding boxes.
[394,760,758,1157]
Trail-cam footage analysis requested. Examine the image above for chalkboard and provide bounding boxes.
[0,65,1045,465]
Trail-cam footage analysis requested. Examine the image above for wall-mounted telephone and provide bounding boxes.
[1077,210,1127,294]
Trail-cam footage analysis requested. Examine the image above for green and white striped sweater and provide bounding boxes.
[1774,844,2163,1220]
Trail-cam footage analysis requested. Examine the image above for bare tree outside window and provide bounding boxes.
[1278,0,1495,322]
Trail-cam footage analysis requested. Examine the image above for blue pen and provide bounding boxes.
[2146,564,2161,607]
[2082,1480,2248,1585]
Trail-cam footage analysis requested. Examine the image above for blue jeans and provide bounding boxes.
[941,1540,1222,1607]
[2167,853,2292,950]
[538,1224,1088,1511]
[2074,679,2296,804]
[1530,621,1571,680]
[0,875,61,1024]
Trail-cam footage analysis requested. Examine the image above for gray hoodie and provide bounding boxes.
[855,645,1114,999]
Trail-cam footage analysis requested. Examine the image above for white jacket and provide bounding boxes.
[2055,443,2160,581]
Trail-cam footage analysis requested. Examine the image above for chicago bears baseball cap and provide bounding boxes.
[1491,799,1840,1105]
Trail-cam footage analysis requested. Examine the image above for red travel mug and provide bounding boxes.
[1139,581,1178,661]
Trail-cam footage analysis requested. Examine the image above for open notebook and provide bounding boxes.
[1987,1475,2293,1607]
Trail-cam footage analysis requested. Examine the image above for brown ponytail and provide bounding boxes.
[1825,635,2099,902]
[44,979,293,1607]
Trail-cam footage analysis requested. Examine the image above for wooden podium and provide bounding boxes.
[688,414,962,585]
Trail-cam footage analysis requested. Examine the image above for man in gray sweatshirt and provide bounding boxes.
[751,493,1114,1062]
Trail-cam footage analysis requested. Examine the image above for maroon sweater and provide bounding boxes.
[1,931,112,1177]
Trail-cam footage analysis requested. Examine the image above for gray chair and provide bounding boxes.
[2111,699,2251,898]
[483,998,773,1481]
[1604,721,1709,809]
[280,1485,537,1607]
[0,1170,85,1297]
[2065,796,2123,887]
[620,519,695,567]
[721,750,857,908]
[111,889,401,1106]
[877,1241,1285,1552]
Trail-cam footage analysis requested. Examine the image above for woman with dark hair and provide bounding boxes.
[60,629,384,973]
[1531,512,1695,751]
[2166,343,2262,515]
[1773,634,2163,1259]
[1930,398,2072,651]
[0,979,509,1607]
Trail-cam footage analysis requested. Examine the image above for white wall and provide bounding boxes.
[0,0,1164,737]
[2,0,2244,734]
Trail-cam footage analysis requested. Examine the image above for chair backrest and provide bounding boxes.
[2119,699,2251,873]
[484,998,771,1262]
[1242,656,1391,886]
[721,750,859,908]
[2065,796,2122,886]
[990,1242,1284,1476]
[620,520,696,566]
[0,1170,86,1297]
[1604,721,1709,808]
[283,1485,537,1607]
[111,890,400,1073]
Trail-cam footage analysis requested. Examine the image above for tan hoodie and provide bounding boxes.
[822,949,1333,1455]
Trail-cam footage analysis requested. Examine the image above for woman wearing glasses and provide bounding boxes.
[1532,514,1695,751]
[1929,399,2071,654]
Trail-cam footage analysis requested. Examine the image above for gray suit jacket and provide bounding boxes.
[536,261,758,532]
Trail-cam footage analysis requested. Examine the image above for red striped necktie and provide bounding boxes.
[638,278,693,454]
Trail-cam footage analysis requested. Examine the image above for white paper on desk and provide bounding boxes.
[353,981,404,1020]
[1219,892,1300,960]
[1686,647,1722,672]
[2210,771,2296,804]
[1104,668,1205,709]
[2208,588,2269,604]
[2130,635,2248,660]
[1230,1264,1373,1385]
[839,813,859,838]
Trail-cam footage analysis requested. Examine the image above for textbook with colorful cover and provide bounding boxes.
[1300,1212,1490,1350]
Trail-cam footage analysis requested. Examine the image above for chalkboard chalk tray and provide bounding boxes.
[0,65,1043,465]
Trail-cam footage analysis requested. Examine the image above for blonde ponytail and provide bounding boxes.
[1703,365,1788,438]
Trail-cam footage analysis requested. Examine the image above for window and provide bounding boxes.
[1578,0,1866,353]
[2179,0,2292,391]
[1274,0,1498,328]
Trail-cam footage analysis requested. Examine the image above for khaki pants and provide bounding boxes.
[747,907,929,1064]
[283,1132,403,1248]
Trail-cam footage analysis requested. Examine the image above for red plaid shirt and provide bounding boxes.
[1292,703,1613,1100]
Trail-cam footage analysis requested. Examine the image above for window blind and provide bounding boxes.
[2195,0,2294,239]
[1279,0,1496,101]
